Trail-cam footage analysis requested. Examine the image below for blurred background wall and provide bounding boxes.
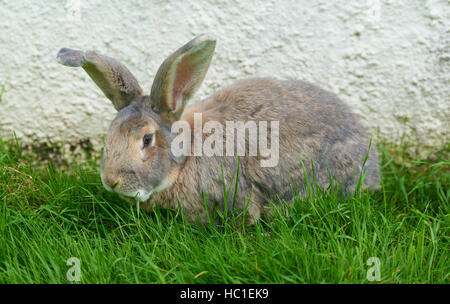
[0,0,448,158]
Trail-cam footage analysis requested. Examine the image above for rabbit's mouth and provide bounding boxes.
[118,190,152,203]
[113,173,176,204]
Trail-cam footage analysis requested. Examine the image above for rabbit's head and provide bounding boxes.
[57,35,216,202]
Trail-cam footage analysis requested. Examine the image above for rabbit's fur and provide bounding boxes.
[57,35,380,225]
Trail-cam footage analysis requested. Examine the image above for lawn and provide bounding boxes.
[0,136,448,283]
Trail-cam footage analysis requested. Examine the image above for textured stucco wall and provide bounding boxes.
[0,0,448,157]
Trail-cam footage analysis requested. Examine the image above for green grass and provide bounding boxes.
[0,136,448,284]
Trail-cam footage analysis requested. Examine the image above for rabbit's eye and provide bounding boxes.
[142,133,153,148]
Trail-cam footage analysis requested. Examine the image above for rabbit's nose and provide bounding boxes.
[102,174,120,191]
[110,180,120,189]
[107,178,120,189]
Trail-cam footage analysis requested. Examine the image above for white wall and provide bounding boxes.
[0,0,448,157]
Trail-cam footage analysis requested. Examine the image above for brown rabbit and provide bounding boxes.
[57,35,380,225]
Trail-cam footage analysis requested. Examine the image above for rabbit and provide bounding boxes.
[56,34,381,225]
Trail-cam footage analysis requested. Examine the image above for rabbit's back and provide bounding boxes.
[188,78,381,200]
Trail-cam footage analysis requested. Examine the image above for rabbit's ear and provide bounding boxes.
[150,35,216,122]
[57,48,144,111]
